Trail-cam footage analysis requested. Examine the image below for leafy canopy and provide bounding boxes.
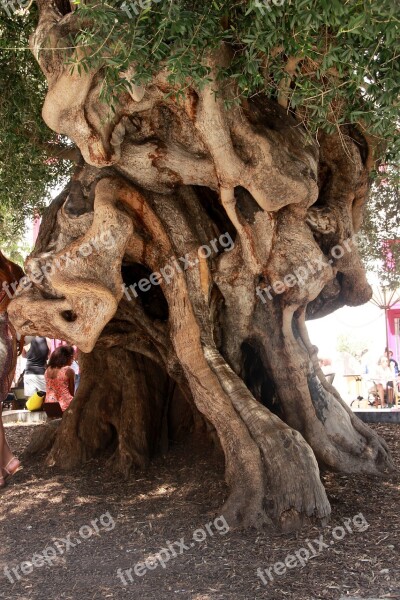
[0,0,399,250]
[70,0,399,157]
[0,7,71,247]
[361,166,400,289]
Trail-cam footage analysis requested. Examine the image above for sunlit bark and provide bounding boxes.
[8,1,393,530]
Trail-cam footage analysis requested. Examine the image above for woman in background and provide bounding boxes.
[0,251,24,488]
[45,346,75,412]
[371,355,394,408]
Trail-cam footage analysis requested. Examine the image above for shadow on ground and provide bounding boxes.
[0,423,399,600]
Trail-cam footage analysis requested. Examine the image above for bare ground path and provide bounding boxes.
[0,423,399,600]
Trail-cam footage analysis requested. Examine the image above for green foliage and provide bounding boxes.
[0,220,31,266]
[360,165,400,288]
[0,8,71,247]
[0,0,398,249]
[336,333,371,361]
[69,0,399,160]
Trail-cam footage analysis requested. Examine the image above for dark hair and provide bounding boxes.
[0,251,24,312]
[48,345,74,369]
[0,251,24,283]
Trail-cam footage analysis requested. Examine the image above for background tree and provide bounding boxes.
[336,333,370,362]
[5,0,400,531]
[0,6,73,246]
[360,165,400,288]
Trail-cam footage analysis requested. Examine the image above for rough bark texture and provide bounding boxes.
[7,2,393,530]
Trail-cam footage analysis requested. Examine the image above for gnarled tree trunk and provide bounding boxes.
[8,1,392,531]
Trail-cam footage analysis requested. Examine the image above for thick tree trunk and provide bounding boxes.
[46,344,194,475]
[7,2,393,530]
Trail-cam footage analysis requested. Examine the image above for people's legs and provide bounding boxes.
[0,418,14,464]
[0,310,22,483]
[387,382,393,406]
[24,373,37,398]
[0,417,19,484]
[37,374,46,393]
[376,383,385,407]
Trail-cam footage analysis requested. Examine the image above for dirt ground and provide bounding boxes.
[0,422,399,600]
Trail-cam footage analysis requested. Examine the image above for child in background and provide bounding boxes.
[45,346,75,412]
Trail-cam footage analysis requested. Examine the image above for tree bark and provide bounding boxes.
[7,4,393,530]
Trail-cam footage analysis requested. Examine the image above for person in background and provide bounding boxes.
[71,347,80,393]
[319,357,333,375]
[370,355,394,408]
[45,346,75,412]
[23,336,50,398]
[386,349,399,376]
[0,251,24,487]
[386,349,400,401]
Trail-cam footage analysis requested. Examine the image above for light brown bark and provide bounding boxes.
[7,3,393,530]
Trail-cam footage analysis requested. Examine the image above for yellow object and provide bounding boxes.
[25,391,45,411]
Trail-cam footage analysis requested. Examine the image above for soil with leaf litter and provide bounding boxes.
[0,422,399,600]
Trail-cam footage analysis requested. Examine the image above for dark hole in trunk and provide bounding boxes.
[55,0,72,15]
[61,310,77,322]
[102,422,118,454]
[193,186,237,242]
[241,341,284,419]
[64,181,94,216]
[314,164,333,207]
[234,186,263,224]
[121,263,169,321]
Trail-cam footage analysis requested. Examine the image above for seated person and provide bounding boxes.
[369,355,394,408]
[388,350,399,376]
[44,346,75,412]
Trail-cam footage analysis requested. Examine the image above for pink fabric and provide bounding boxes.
[45,366,73,412]
[33,215,41,243]
[387,304,400,360]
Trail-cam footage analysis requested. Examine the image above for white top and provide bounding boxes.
[371,364,394,386]
[71,360,80,375]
